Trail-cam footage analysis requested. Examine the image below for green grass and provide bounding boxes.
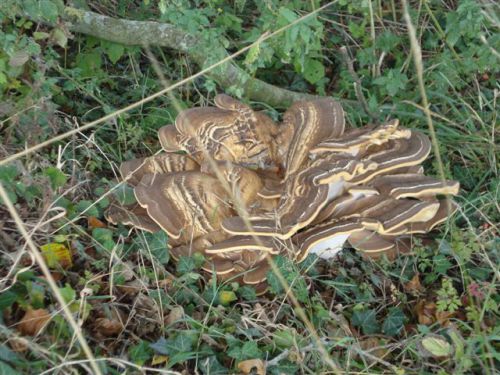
[0,0,498,374]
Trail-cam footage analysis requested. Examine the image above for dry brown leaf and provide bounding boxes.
[166,306,184,325]
[415,300,436,325]
[415,300,455,326]
[435,310,455,327]
[88,216,107,229]
[404,273,424,294]
[117,279,143,296]
[17,308,51,336]
[9,337,28,352]
[94,317,123,336]
[358,337,389,359]
[238,359,266,375]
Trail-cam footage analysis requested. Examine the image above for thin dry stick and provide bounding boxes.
[0,1,337,167]
[0,183,103,375]
[339,46,379,122]
[402,0,451,212]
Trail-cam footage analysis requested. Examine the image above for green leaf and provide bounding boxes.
[44,167,67,190]
[273,329,295,348]
[242,341,263,360]
[267,256,309,303]
[303,59,325,84]
[0,361,20,375]
[39,0,59,23]
[373,69,408,96]
[113,184,136,205]
[129,340,153,365]
[238,286,257,301]
[421,335,453,357]
[58,284,76,304]
[105,43,125,64]
[218,290,237,306]
[244,43,260,66]
[382,307,406,336]
[0,291,17,311]
[75,200,99,217]
[0,345,20,365]
[197,355,228,375]
[76,52,102,76]
[51,28,67,48]
[228,341,262,361]
[352,309,380,335]
[141,231,169,265]
[92,228,115,252]
[33,32,50,40]
[177,256,196,274]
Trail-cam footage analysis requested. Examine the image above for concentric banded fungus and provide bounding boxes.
[134,172,234,242]
[158,94,279,167]
[107,95,460,293]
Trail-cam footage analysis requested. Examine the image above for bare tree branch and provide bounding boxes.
[53,7,327,107]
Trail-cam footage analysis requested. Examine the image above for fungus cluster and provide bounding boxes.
[107,95,459,294]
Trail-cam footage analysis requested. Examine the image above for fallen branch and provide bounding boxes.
[46,7,324,108]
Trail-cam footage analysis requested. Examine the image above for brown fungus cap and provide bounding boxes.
[134,171,234,242]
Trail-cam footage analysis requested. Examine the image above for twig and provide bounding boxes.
[266,338,330,367]
[20,6,346,109]
[339,46,379,123]
[0,183,103,375]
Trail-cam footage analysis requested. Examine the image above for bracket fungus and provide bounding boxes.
[107,94,459,294]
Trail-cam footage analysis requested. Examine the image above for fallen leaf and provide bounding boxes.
[358,337,389,359]
[404,274,424,294]
[218,290,237,306]
[117,279,143,296]
[9,337,28,352]
[40,242,73,269]
[88,216,107,229]
[419,334,453,358]
[151,354,169,365]
[415,300,436,325]
[166,306,184,325]
[415,300,454,326]
[238,359,266,375]
[17,308,51,336]
[94,317,123,336]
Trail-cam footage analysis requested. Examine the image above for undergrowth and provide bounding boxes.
[0,0,498,374]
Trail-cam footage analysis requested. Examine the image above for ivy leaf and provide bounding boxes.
[176,256,196,274]
[129,341,153,365]
[0,291,17,311]
[382,307,406,336]
[228,341,262,361]
[92,228,115,252]
[352,309,380,335]
[0,361,20,375]
[75,200,99,218]
[138,231,169,265]
[197,356,228,375]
